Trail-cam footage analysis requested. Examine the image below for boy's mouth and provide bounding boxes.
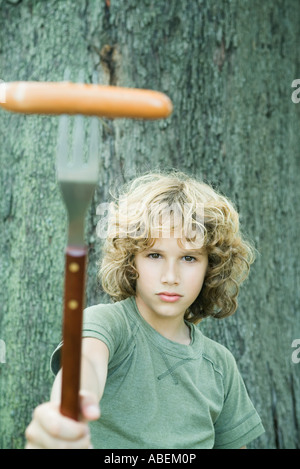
[157,292,182,302]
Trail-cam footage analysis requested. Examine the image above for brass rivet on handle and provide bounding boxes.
[68,300,79,310]
[69,262,80,273]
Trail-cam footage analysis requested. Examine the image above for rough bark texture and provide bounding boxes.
[0,0,299,449]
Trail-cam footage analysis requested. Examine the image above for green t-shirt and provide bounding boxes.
[51,296,264,449]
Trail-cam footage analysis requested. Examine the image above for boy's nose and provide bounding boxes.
[161,261,180,285]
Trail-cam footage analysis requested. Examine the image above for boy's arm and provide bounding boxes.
[25,338,109,449]
[51,337,109,404]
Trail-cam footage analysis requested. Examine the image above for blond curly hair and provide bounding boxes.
[98,171,255,323]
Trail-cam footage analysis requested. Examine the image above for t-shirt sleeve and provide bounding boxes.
[213,350,265,449]
[50,302,133,375]
[82,303,124,357]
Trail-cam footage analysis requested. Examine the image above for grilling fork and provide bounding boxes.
[56,99,99,421]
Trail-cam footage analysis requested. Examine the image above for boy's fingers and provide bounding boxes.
[26,419,54,448]
[34,402,89,440]
[80,391,100,421]
[25,442,43,449]
[25,395,99,449]
[26,416,91,449]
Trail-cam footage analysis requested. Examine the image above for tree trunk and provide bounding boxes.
[0,0,299,449]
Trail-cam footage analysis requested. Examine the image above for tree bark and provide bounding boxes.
[0,0,299,449]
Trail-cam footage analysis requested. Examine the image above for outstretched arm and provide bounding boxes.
[25,338,109,449]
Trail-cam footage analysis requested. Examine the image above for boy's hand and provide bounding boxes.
[25,391,100,449]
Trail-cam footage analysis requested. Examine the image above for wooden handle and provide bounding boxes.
[0,81,173,119]
[60,246,87,421]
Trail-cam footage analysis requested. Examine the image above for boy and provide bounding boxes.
[25,171,265,449]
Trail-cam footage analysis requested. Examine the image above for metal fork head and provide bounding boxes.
[56,106,100,247]
[57,114,99,183]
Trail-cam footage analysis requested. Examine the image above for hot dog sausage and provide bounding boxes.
[0,81,173,119]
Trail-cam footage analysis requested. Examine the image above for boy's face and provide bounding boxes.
[134,237,208,327]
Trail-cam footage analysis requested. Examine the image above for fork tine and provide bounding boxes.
[63,67,71,82]
[57,114,69,173]
[88,71,100,174]
[71,70,86,166]
[88,117,99,173]
[56,68,71,175]
[72,114,85,166]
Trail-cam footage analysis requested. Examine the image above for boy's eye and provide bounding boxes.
[183,256,196,262]
[148,253,161,259]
